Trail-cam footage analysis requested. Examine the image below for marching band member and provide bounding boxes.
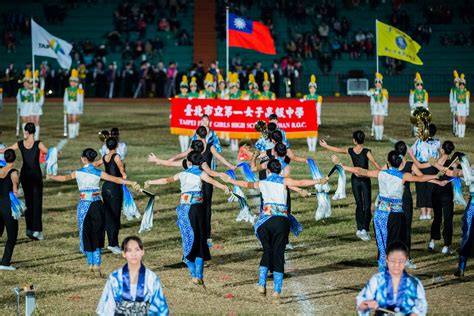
[96,236,169,315]
[100,128,128,161]
[144,151,231,286]
[410,124,440,220]
[217,73,228,99]
[48,148,138,276]
[64,69,84,139]
[366,73,388,141]
[303,75,322,152]
[228,73,244,151]
[31,70,44,141]
[450,70,460,136]
[188,77,200,98]
[220,159,327,303]
[199,73,216,99]
[176,75,190,152]
[409,73,429,136]
[17,69,34,134]
[261,72,276,100]
[454,74,470,138]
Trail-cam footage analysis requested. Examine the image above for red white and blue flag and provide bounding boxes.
[228,14,276,55]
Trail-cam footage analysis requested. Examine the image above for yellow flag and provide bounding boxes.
[376,20,423,65]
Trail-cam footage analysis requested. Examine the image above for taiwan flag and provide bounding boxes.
[228,14,276,55]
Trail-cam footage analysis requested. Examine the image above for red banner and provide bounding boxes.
[170,98,318,139]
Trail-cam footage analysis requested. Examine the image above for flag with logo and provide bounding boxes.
[228,13,276,55]
[376,20,423,65]
[31,19,73,69]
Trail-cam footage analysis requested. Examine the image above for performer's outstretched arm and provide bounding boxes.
[167,148,191,161]
[286,148,307,163]
[0,142,19,153]
[48,172,76,182]
[201,172,231,194]
[284,177,328,187]
[210,146,236,169]
[319,139,348,154]
[366,151,381,170]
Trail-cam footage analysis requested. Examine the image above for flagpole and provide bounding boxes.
[375,19,379,73]
[226,6,229,82]
[31,18,37,111]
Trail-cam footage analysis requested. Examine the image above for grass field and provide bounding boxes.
[0,99,473,315]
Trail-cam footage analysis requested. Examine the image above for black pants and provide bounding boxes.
[187,203,211,262]
[102,183,123,247]
[351,175,372,231]
[402,190,413,252]
[416,166,437,208]
[202,181,213,239]
[257,216,290,273]
[21,175,43,232]
[82,201,105,252]
[431,184,454,246]
[0,206,18,266]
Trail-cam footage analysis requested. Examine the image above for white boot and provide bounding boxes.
[178,135,187,152]
[460,124,466,138]
[374,126,379,140]
[76,122,80,137]
[230,139,239,151]
[68,124,74,139]
[313,137,318,151]
[306,137,312,151]
[379,125,384,140]
[34,126,40,141]
[371,119,374,136]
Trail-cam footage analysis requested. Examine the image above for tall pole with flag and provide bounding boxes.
[375,19,379,74]
[226,7,229,82]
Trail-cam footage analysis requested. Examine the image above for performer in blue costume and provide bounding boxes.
[333,151,439,272]
[220,159,328,304]
[96,236,169,315]
[48,148,139,276]
[144,151,231,286]
[356,241,428,315]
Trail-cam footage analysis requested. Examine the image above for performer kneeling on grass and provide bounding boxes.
[48,148,139,276]
[320,131,381,241]
[0,150,20,271]
[144,151,231,286]
[96,236,169,316]
[0,123,49,240]
[356,241,428,316]
[219,159,328,304]
[333,151,440,272]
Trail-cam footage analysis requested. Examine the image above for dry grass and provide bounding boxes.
[0,99,473,315]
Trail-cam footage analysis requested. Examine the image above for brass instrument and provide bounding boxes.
[410,107,432,141]
[255,120,268,139]
[98,130,110,142]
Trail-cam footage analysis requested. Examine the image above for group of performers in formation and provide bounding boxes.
[16,68,84,141]
[0,69,472,315]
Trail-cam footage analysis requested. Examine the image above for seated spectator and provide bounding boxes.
[319,52,332,75]
[318,22,330,42]
[158,18,170,32]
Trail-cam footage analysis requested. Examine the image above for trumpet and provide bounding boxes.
[410,107,432,141]
[98,130,110,142]
[255,120,268,139]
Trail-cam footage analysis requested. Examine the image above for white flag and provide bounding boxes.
[31,19,72,70]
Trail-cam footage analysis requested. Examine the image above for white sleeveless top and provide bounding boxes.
[178,166,202,193]
[378,169,404,199]
[259,174,287,205]
[76,165,101,191]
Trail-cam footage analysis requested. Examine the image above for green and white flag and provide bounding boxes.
[31,19,72,69]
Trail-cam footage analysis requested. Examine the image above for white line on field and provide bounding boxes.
[285,252,316,315]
